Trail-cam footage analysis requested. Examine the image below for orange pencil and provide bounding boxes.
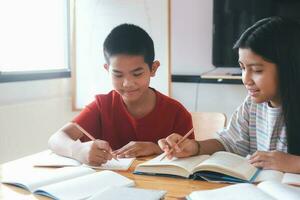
[160,128,194,161]
[73,123,119,161]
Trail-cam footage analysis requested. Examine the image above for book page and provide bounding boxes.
[134,153,210,178]
[34,152,81,167]
[194,151,257,181]
[258,181,300,200]
[34,170,135,200]
[187,183,275,200]
[137,153,210,173]
[254,170,284,183]
[1,167,94,192]
[88,186,166,200]
[85,158,135,171]
[281,173,300,186]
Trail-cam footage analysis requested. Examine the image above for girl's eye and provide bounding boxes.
[253,69,263,73]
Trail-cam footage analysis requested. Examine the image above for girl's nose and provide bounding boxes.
[242,70,254,86]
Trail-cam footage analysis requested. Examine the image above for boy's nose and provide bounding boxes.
[123,78,134,87]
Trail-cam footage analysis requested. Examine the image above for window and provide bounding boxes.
[0,0,70,82]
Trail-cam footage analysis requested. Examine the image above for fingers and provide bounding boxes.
[88,140,113,166]
[158,134,196,159]
[113,141,136,156]
[249,151,273,169]
[114,141,146,158]
[94,140,113,153]
[158,138,170,152]
[158,134,183,152]
[116,147,139,158]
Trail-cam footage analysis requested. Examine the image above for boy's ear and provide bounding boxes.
[103,64,109,71]
[150,60,160,77]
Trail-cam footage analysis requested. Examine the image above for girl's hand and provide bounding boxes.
[158,133,199,159]
[249,151,300,173]
[113,141,162,158]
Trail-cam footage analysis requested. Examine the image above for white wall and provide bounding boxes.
[0,0,247,163]
[0,79,79,163]
[170,0,247,117]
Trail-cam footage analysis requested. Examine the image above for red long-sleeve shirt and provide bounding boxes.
[73,89,193,150]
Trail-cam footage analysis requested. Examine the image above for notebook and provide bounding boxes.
[1,167,134,200]
[186,181,300,200]
[88,186,167,200]
[34,150,135,170]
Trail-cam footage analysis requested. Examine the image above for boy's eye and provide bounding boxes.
[113,74,122,78]
[133,72,143,77]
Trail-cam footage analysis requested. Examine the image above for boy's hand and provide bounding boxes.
[158,133,199,159]
[249,151,300,173]
[73,140,113,166]
[113,141,162,158]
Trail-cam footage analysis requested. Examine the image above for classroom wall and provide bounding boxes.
[0,0,247,164]
[0,79,79,163]
[170,0,247,116]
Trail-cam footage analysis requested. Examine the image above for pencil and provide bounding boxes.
[160,128,194,161]
[73,122,119,161]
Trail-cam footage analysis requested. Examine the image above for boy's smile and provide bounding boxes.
[104,54,159,105]
[238,48,281,107]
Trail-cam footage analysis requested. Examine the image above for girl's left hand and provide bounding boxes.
[113,141,162,158]
[249,151,300,173]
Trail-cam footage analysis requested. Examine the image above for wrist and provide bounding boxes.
[290,154,300,173]
[153,143,163,155]
[193,141,201,156]
[71,140,92,164]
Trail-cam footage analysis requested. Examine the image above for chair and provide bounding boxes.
[191,112,227,140]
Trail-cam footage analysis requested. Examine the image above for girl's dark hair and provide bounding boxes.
[103,23,154,68]
[234,16,300,155]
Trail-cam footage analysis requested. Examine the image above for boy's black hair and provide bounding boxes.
[103,23,155,69]
[233,16,300,155]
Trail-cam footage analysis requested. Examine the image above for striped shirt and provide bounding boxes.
[215,96,287,157]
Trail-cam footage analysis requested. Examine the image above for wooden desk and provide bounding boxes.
[0,152,229,200]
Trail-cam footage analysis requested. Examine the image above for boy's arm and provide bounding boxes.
[48,123,87,160]
[48,123,112,165]
[113,141,163,158]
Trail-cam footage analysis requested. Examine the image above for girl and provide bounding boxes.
[158,17,300,173]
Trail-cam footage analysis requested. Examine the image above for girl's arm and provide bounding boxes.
[158,134,225,159]
[249,151,300,173]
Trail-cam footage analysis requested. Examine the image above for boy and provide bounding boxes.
[48,24,193,166]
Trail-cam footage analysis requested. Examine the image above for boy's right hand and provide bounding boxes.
[158,133,199,159]
[72,140,113,166]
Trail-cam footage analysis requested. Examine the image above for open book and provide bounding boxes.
[34,150,135,170]
[134,151,300,184]
[186,181,300,200]
[1,167,134,200]
[87,186,167,200]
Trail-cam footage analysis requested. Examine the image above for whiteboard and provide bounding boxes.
[73,0,170,109]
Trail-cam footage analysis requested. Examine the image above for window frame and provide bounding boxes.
[0,0,71,83]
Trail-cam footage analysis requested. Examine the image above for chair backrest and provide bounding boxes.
[191,112,227,140]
